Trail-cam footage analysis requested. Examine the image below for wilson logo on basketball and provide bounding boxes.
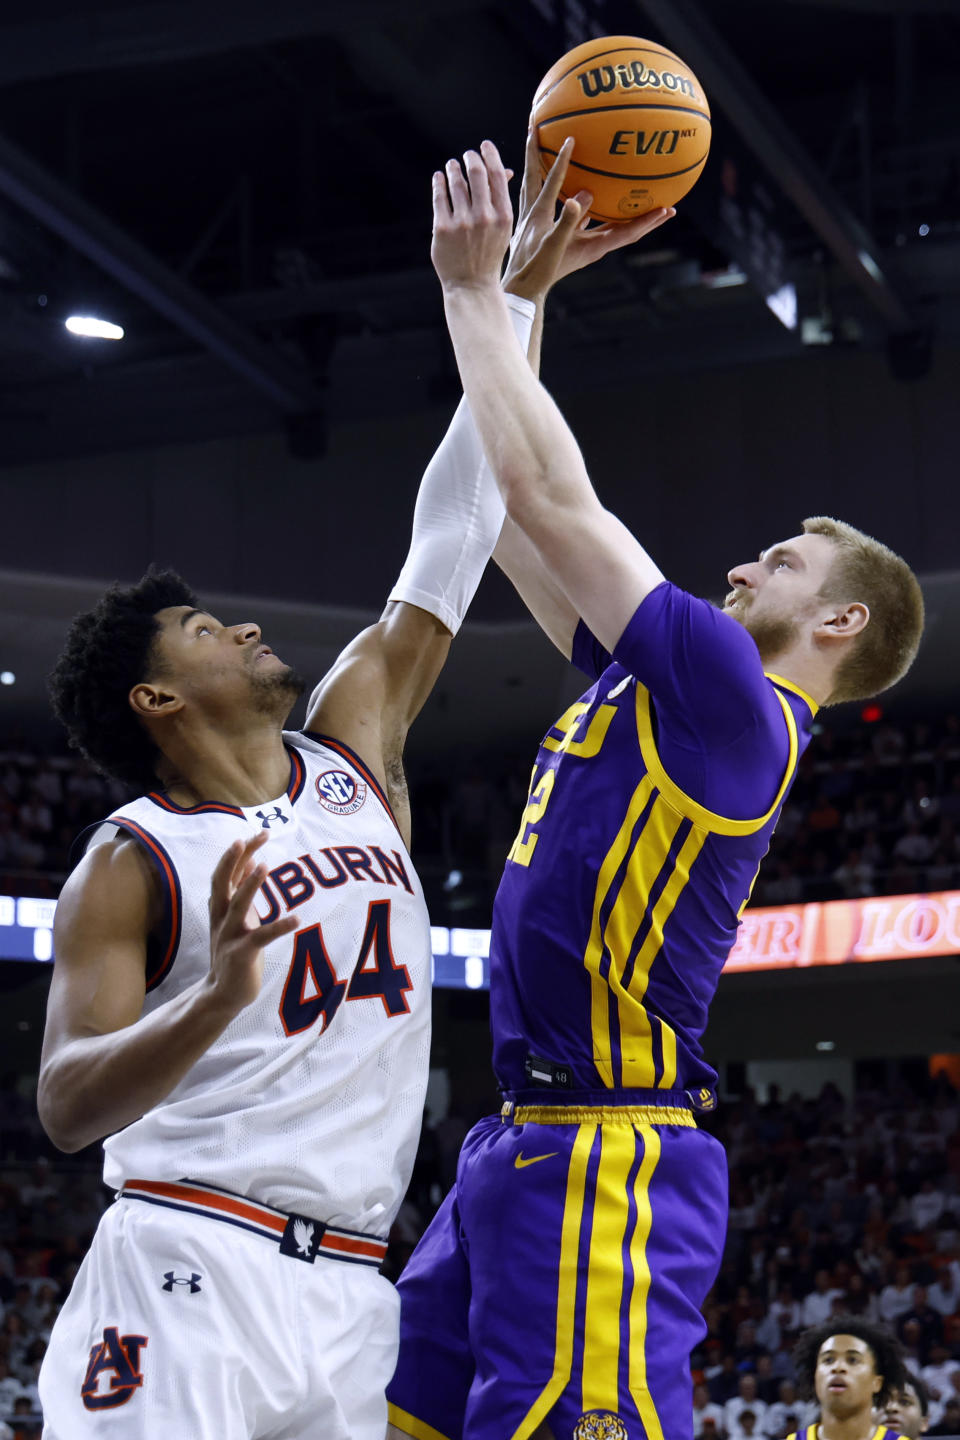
[578,61,697,99]
[316,770,367,815]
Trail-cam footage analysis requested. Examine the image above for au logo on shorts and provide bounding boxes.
[316,769,367,815]
[81,1326,148,1410]
[573,1414,628,1440]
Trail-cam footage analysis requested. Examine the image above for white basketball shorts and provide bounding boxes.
[39,1182,400,1439]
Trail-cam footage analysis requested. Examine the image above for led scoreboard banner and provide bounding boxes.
[4,892,960,988]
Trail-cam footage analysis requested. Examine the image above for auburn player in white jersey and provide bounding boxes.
[33,155,659,1440]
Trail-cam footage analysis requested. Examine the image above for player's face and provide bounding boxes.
[723,532,838,659]
[814,1334,882,1419]
[880,1384,928,1439]
[149,607,304,719]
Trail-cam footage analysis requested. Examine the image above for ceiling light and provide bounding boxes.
[0,672,14,686]
[65,316,124,340]
[815,1040,835,1052]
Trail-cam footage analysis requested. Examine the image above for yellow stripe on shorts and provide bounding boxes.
[628,1126,664,1440]
[581,1123,636,1412]
[510,1122,596,1440]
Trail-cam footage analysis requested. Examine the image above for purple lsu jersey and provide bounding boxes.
[491,582,817,1096]
[788,1431,903,1440]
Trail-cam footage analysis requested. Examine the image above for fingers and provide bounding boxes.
[209,833,265,920]
[432,167,452,222]
[444,156,471,218]
[231,829,270,891]
[594,206,676,254]
[228,861,272,928]
[519,120,542,215]
[480,139,512,220]
[257,912,300,947]
[537,136,575,215]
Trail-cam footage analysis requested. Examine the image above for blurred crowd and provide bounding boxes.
[689,1071,960,1436]
[1,708,959,918]
[0,1079,106,1437]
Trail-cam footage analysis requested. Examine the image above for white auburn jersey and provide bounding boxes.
[86,730,432,1235]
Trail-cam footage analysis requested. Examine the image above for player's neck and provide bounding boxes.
[758,640,832,708]
[815,1412,881,1440]
[153,721,292,808]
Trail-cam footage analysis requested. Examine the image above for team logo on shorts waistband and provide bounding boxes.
[573,1414,628,1440]
[316,769,366,815]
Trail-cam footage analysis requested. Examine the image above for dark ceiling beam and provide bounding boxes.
[0,0,487,88]
[634,0,916,332]
[0,129,319,413]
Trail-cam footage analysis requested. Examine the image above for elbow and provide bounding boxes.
[500,466,552,535]
[37,1072,95,1154]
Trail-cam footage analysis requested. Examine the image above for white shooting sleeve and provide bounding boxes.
[388,294,537,635]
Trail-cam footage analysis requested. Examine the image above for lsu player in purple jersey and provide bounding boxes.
[33,148,668,1440]
[385,137,925,1440]
[788,1318,910,1440]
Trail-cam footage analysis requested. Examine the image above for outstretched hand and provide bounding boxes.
[502,123,676,302]
[206,831,298,1015]
[431,141,515,292]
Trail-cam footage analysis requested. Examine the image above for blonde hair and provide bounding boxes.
[802,516,924,704]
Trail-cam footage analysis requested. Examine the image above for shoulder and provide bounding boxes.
[55,831,159,943]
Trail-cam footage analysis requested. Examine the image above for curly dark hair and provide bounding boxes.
[901,1368,930,1417]
[792,1315,908,1410]
[48,567,197,791]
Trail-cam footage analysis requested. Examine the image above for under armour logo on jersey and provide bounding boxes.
[162,1271,202,1293]
[81,1327,148,1410]
[279,1212,324,1263]
[256,806,289,828]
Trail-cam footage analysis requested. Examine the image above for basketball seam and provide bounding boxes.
[538,104,711,125]
[539,150,708,183]
[535,43,688,106]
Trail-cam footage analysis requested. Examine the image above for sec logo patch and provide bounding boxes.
[316,769,366,815]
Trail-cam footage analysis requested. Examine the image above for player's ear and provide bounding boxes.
[129,683,185,720]
[815,601,869,641]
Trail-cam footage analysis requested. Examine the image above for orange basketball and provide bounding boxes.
[532,35,711,223]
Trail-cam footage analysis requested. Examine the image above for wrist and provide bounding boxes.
[502,281,547,308]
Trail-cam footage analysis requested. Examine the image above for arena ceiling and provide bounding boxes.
[0,0,958,737]
[0,0,957,463]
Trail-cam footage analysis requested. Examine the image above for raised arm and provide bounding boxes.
[432,139,675,656]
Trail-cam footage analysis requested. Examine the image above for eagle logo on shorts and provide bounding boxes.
[573,1414,628,1440]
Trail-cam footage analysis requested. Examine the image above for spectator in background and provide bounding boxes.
[880,1263,917,1324]
[898,1289,944,1366]
[893,822,933,868]
[710,1354,743,1407]
[911,1180,946,1233]
[928,1397,960,1436]
[921,1344,960,1406]
[0,1360,21,1419]
[725,1375,768,1438]
[832,847,875,898]
[927,1262,960,1319]
[728,1407,760,1440]
[769,1283,802,1338]
[693,1381,726,1438]
[800,1268,846,1327]
[764,1380,816,1439]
